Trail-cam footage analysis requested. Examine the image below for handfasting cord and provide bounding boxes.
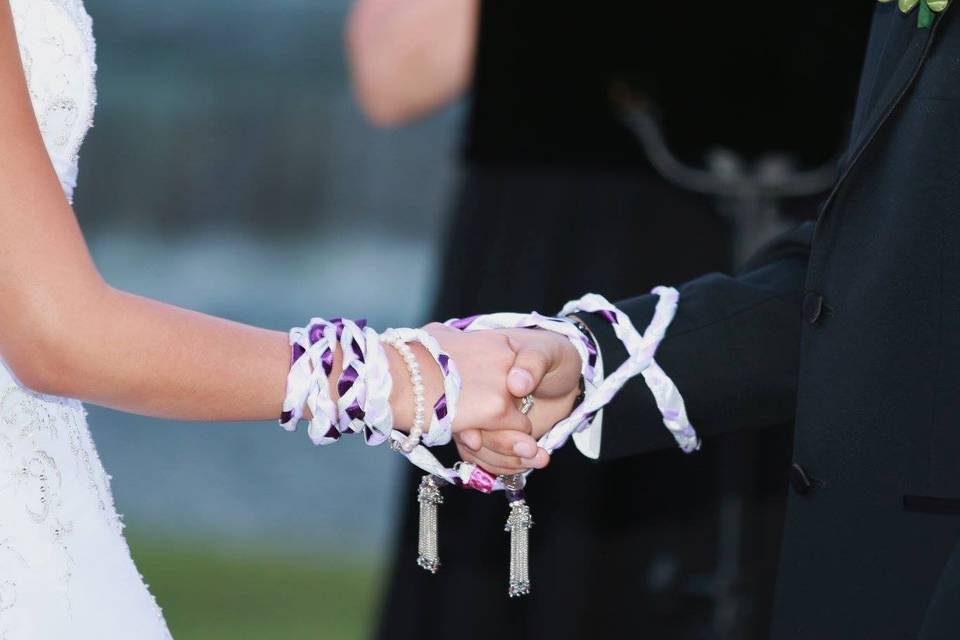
[560,288,699,453]
[280,318,459,450]
[278,288,696,597]
[397,288,698,596]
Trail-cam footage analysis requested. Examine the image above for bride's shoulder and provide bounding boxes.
[8,0,96,199]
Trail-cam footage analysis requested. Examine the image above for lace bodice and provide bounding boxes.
[1,2,173,637]
[11,0,96,201]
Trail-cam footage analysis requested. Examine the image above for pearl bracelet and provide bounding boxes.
[381,331,426,452]
[381,327,461,448]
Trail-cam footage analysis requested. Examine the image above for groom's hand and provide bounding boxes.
[503,328,583,437]
[441,327,582,476]
[384,323,541,476]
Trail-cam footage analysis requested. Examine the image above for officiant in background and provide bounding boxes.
[348,2,873,638]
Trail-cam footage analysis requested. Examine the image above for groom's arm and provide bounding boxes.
[581,222,814,460]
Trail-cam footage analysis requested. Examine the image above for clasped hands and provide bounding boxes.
[386,323,584,476]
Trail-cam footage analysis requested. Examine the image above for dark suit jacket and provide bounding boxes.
[583,5,960,638]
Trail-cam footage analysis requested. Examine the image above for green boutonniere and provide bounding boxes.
[879,0,950,28]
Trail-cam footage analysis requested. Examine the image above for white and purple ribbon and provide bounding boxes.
[279,318,341,446]
[334,318,371,435]
[328,318,397,446]
[361,326,395,446]
[560,288,699,454]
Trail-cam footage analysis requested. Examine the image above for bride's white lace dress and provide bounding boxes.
[0,1,173,637]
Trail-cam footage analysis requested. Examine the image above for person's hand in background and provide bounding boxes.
[346,0,478,127]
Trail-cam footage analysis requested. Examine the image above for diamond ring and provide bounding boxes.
[519,394,535,415]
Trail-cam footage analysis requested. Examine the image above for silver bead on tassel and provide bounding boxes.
[416,474,443,573]
[501,473,533,597]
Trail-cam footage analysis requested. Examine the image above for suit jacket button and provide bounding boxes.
[790,463,813,495]
[803,292,824,324]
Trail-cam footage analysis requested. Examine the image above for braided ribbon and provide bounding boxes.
[280,317,394,446]
[280,320,340,445]
[361,325,394,445]
[334,319,395,445]
[560,288,699,454]
[335,318,370,435]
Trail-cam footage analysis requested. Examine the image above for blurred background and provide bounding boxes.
[76,1,457,637]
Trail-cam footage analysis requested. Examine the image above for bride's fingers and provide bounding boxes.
[456,441,551,477]
[525,447,551,469]
[468,444,550,473]
[454,444,519,477]
[462,458,524,478]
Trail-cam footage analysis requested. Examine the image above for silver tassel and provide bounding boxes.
[501,474,533,597]
[416,474,443,573]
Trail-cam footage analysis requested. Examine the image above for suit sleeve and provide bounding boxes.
[580,222,813,460]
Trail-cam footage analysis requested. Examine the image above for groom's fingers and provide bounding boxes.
[478,396,533,433]
[507,366,536,397]
[456,428,482,451]
[506,341,552,397]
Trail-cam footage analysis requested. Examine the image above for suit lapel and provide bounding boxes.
[805,6,947,289]
[838,6,943,173]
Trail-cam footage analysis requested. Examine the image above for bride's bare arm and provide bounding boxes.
[0,1,574,462]
[0,1,289,420]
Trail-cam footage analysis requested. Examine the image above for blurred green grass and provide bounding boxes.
[128,534,383,640]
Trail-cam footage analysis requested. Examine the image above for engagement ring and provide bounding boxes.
[519,394,535,415]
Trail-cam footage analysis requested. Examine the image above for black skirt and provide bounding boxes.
[375,164,792,640]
